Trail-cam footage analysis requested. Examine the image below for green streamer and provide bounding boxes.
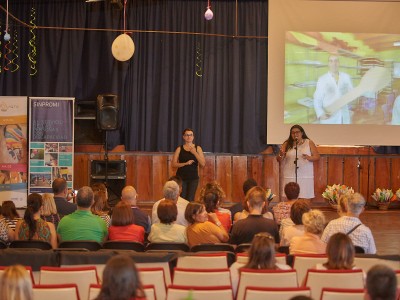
[195,41,203,78]
[28,7,38,76]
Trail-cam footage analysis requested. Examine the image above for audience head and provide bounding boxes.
[40,193,57,216]
[52,178,67,196]
[244,232,276,269]
[198,181,226,203]
[91,189,109,214]
[242,179,258,196]
[284,182,300,200]
[121,186,138,205]
[111,201,134,226]
[163,180,180,201]
[202,190,222,213]
[185,202,207,224]
[337,194,348,216]
[1,200,19,219]
[96,255,144,300]
[346,193,365,216]
[366,264,397,300]
[76,186,94,209]
[24,193,43,239]
[91,183,110,211]
[245,186,266,212]
[157,200,178,224]
[324,232,354,270]
[0,264,33,300]
[290,199,311,225]
[302,209,326,235]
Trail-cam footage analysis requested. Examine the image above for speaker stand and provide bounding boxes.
[103,130,120,206]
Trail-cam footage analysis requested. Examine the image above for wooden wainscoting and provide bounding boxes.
[74,145,400,209]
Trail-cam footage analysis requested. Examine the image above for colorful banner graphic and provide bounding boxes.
[0,96,28,207]
[29,97,74,193]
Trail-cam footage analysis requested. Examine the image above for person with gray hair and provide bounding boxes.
[57,186,108,243]
[366,264,397,300]
[151,178,189,226]
[321,193,376,254]
[121,185,151,233]
[290,209,326,254]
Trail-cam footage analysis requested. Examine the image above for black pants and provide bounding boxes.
[181,178,199,202]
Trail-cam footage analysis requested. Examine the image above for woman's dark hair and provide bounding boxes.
[290,200,311,225]
[182,128,194,135]
[184,202,204,224]
[24,193,43,240]
[284,182,300,200]
[157,200,178,224]
[324,232,355,270]
[111,201,135,226]
[202,191,220,213]
[1,200,20,219]
[285,124,309,151]
[96,255,144,300]
[244,233,277,269]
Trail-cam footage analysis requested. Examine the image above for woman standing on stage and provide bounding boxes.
[172,128,205,201]
[277,125,320,199]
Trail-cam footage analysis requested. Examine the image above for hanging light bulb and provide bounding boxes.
[204,0,213,20]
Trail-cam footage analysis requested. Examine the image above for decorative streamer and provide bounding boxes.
[195,41,203,78]
[10,28,20,72]
[4,40,12,72]
[28,7,37,76]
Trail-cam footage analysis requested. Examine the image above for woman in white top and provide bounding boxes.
[230,232,291,296]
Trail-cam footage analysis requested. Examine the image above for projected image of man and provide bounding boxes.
[314,55,353,124]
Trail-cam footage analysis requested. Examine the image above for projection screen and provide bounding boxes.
[267,0,400,146]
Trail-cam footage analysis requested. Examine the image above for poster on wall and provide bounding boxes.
[0,96,28,207]
[29,97,74,194]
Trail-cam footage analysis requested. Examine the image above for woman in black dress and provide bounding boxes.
[172,128,205,201]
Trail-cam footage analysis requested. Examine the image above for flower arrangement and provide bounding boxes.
[371,188,395,203]
[396,188,400,200]
[265,188,276,202]
[322,184,354,207]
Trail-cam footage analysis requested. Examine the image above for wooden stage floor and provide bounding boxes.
[322,209,400,256]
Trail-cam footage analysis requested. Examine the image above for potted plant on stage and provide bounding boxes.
[372,188,395,210]
[322,184,354,210]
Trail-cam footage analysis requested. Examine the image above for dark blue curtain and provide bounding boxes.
[0,0,268,154]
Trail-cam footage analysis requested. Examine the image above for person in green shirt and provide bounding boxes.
[57,186,108,243]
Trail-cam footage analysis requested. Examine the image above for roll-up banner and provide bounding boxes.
[28,97,74,194]
[0,96,28,207]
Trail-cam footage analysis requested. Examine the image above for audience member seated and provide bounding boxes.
[15,193,57,248]
[1,200,22,230]
[52,178,77,217]
[290,209,326,254]
[151,178,189,226]
[233,179,273,223]
[316,232,359,270]
[95,255,146,300]
[321,193,376,254]
[230,186,279,245]
[366,264,397,300]
[230,178,257,222]
[0,264,33,300]
[280,199,310,246]
[201,188,231,233]
[91,184,111,228]
[185,202,229,247]
[57,186,108,243]
[230,232,291,296]
[148,199,187,243]
[273,182,299,226]
[121,185,151,233]
[0,218,14,245]
[40,193,61,229]
[108,201,145,243]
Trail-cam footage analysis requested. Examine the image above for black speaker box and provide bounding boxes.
[97,94,120,130]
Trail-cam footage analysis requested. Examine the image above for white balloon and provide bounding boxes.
[4,32,10,41]
[111,33,135,61]
[204,8,213,20]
